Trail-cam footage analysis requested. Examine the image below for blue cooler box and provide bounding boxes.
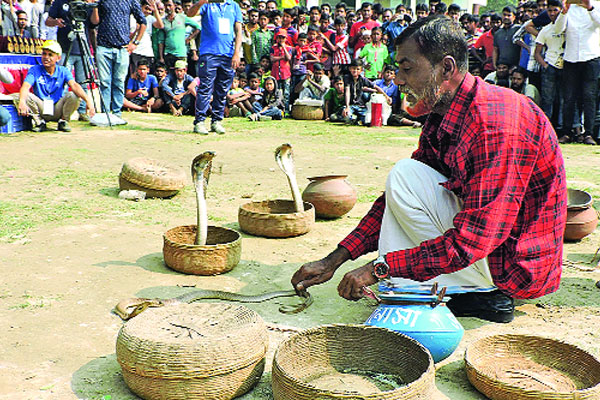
[1,104,30,134]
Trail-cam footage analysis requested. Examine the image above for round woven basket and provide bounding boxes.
[116,303,268,400]
[238,200,315,238]
[163,225,242,275]
[119,176,180,198]
[272,324,447,400]
[119,157,186,198]
[465,334,600,400]
[291,104,324,120]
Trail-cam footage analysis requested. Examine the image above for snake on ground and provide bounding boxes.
[114,288,313,321]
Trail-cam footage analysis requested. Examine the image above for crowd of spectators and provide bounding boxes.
[1,0,599,143]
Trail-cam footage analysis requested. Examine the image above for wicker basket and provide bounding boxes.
[465,334,600,400]
[119,157,186,198]
[272,324,447,400]
[116,303,268,400]
[291,104,324,120]
[238,200,315,238]
[163,225,242,275]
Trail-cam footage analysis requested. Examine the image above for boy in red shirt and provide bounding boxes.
[270,28,292,112]
[306,26,323,72]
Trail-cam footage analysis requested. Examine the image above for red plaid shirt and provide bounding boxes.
[339,73,567,299]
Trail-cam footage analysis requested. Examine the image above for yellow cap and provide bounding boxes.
[41,40,62,55]
[174,60,187,69]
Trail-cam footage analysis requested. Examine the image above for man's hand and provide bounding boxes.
[231,52,241,70]
[55,18,66,28]
[342,106,349,117]
[17,101,28,117]
[337,262,378,301]
[86,101,96,117]
[291,258,337,291]
[581,0,593,10]
[127,43,137,54]
[140,89,149,98]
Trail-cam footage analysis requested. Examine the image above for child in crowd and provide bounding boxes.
[281,8,299,46]
[251,11,274,66]
[296,62,330,101]
[343,59,387,124]
[160,60,195,116]
[238,73,248,90]
[359,26,388,79]
[306,26,323,72]
[123,59,162,113]
[354,29,370,59]
[226,75,253,117]
[244,72,264,105]
[248,76,284,121]
[268,10,282,30]
[326,17,351,77]
[323,75,346,122]
[270,29,292,111]
[375,66,421,127]
[259,55,272,85]
[290,32,313,105]
[318,13,334,74]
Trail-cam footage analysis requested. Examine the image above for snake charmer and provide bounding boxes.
[292,16,567,324]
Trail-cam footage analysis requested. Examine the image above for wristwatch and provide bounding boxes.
[372,255,390,280]
[132,39,140,45]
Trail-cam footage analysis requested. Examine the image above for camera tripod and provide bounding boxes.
[63,20,113,128]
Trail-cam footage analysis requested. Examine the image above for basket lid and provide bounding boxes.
[116,303,268,379]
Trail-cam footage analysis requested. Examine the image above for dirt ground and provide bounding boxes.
[0,114,599,400]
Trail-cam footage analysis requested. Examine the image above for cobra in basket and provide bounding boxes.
[163,151,242,275]
[238,143,315,238]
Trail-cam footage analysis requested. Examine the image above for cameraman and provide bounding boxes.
[90,0,147,117]
[46,0,94,121]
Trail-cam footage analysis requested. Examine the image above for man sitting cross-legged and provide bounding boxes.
[17,40,95,132]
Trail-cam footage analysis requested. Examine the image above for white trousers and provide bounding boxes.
[379,159,496,290]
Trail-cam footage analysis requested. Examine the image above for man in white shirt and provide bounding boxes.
[534,0,564,127]
[553,0,600,144]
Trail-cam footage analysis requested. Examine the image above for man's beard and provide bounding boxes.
[403,71,453,117]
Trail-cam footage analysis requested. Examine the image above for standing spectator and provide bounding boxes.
[296,6,308,34]
[381,8,393,24]
[460,13,483,72]
[15,10,36,38]
[306,26,323,72]
[17,40,94,132]
[46,0,93,121]
[359,26,388,80]
[318,13,334,74]
[91,0,147,117]
[270,28,292,111]
[160,0,200,70]
[415,3,429,20]
[534,0,564,127]
[308,6,321,29]
[280,8,299,47]
[493,6,521,69]
[383,5,408,58]
[242,8,259,66]
[323,16,351,76]
[256,0,266,11]
[290,32,310,105]
[251,11,274,66]
[349,2,380,54]
[187,0,243,134]
[130,0,164,76]
[447,3,461,22]
[265,0,276,13]
[334,2,347,20]
[553,0,600,145]
[475,13,501,75]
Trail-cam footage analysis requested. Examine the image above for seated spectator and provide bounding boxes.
[244,72,264,104]
[226,75,253,117]
[17,40,94,132]
[359,26,388,79]
[123,59,162,113]
[374,64,398,106]
[160,60,195,116]
[510,67,541,105]
[484,62,510,87]
[248,76,284,121]
[296,62,330,101]
[323,75,346,122]
[343,58,387,125]
[238,73,248,90]
[15,10,37,38]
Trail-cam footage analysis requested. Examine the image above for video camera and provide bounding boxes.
[68,0,97,23]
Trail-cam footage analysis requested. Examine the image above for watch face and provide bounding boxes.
[374,262,389,279]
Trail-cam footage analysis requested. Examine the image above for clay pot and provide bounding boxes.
[565,207,598,241]
[302,175,357,219]
[564,188,598,241]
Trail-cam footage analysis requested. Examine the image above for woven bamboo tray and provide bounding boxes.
[163,225,242,275]
[272,324,447,400]
[238,200,315,238]
[116,303,268,400]
[119,157,186,197]
[291,104,324,120]
[465,334,600,400]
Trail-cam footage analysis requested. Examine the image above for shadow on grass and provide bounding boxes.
[93,252,179,275]
[99,188,119,198]
[71,353,140,400]
[435,360,487,399]
[520,277,600,308]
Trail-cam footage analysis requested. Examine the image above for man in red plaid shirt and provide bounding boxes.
[292,16,567,323]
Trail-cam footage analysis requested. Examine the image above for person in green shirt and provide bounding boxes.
[251,11,274,66]
[359,26,389,80]
[159,0,201,69]
[323,76,347,122]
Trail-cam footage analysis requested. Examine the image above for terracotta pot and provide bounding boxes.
[565,207,598,241]
[302,175,357,219]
